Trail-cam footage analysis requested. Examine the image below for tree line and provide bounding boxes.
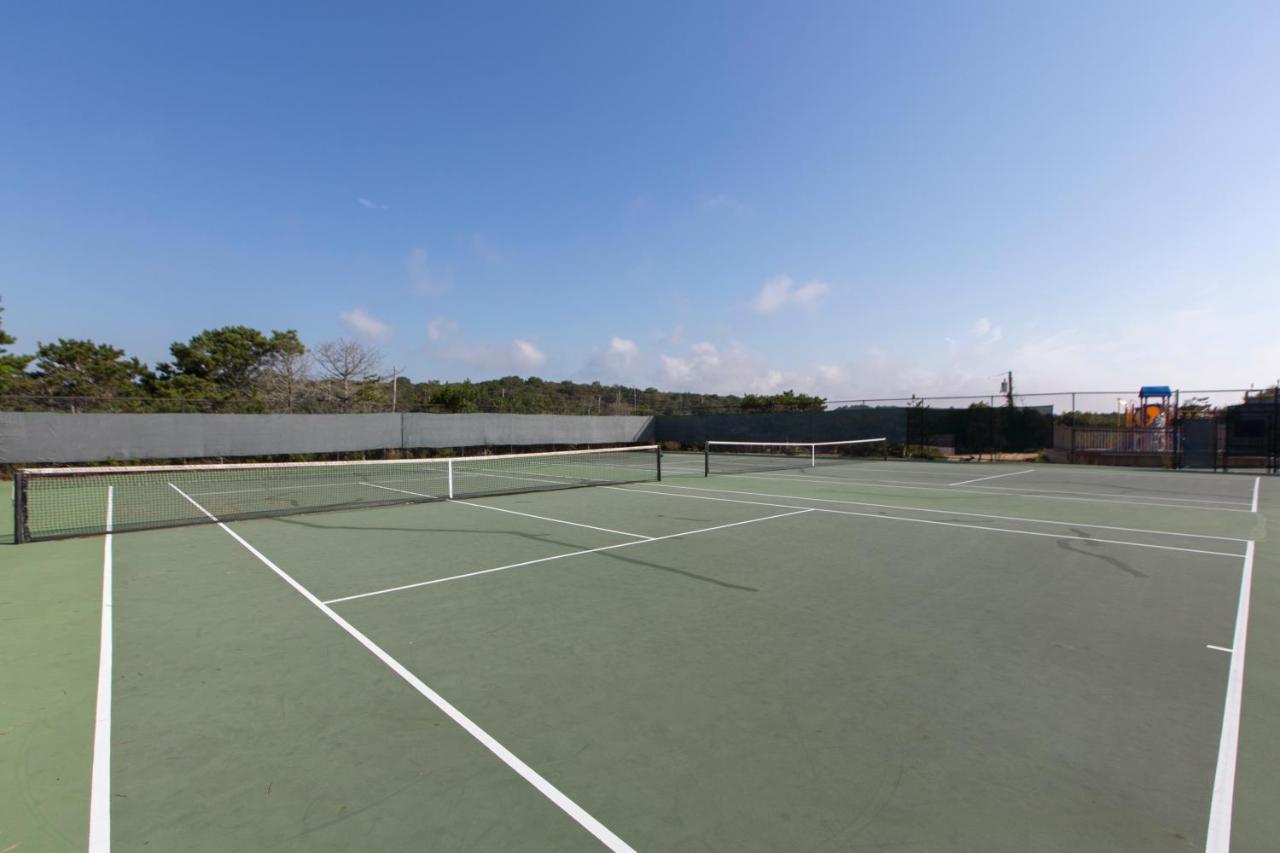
[0,301,827,415]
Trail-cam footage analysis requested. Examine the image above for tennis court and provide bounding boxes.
[3,453,1277,851]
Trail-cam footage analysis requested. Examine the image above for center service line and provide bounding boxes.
[167,482,637,853]
[88,487,114,853]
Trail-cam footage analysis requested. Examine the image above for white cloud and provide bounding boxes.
[512,339,546,369]
[658,341,804,394]
[358,197,387,210]
[583,336,642,382]
[435,335,547,373]
[427,316,458,342]
[609,336,638,361]
[969,317,1002,346]
[815,364,845,384]
[340,308,393,340]
[750,274,831,314]
[409,247,447,295]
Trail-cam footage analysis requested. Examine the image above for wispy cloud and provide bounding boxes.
[340,308,393,339]
[750,274,831,314]
[701,194,751,216]
[434,331,548,373]
[358,197,387,210]
[426,316,458,342]
[583,336,641,382]
[470,234,502,265]
[408,247,447,295]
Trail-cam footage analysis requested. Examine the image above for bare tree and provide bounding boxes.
[260,347,314,413]
[315,339,383,412]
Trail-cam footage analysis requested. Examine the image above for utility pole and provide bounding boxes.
[1002,371,1014,407]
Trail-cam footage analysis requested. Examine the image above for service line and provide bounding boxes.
[949,468,1035,487]
[324,509,813,605]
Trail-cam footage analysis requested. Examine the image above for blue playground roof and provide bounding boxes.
[1139,385,1172,398]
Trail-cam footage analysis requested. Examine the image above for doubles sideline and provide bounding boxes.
[619,482,1249,554]
[732,469,1256,512]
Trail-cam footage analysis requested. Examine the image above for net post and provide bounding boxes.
[447,459,454,499]
[811,444,816,468]
[704,443,710,477]
[656,446,663,482]
[13,470,29,545]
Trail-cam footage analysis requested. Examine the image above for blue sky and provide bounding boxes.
[3,1,1278,400]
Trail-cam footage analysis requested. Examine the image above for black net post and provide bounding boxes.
[704,445,710,477]
[656,446,663,482]
[13,470,29,544]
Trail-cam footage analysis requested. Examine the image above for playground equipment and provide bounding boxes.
[1123,385,1174,428]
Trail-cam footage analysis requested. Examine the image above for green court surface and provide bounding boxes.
[2,459,1277,851]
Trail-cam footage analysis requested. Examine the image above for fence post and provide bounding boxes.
[1173,389,1181,469]
[1069,392,1076,463]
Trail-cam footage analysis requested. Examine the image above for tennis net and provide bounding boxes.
[14,445,661,543]
[705,438,887,476]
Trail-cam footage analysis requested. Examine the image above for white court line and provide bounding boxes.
[455,501,654,540]
[88,487,113,853]
[360,480,653,540]
[723,471,1256,514]
[1206,540,1255,853]
[949,469,1035,487]
[1206,645,1233,654]
[608,486,1244,558]
[166,482,637,853]
[1251,477,1260,513]
[790,468,1253,507]
[187,479,442,498]
[361,480,443,500]
[324,509,814,605]
[629,482,1250,543]
[956,483,1249,508]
